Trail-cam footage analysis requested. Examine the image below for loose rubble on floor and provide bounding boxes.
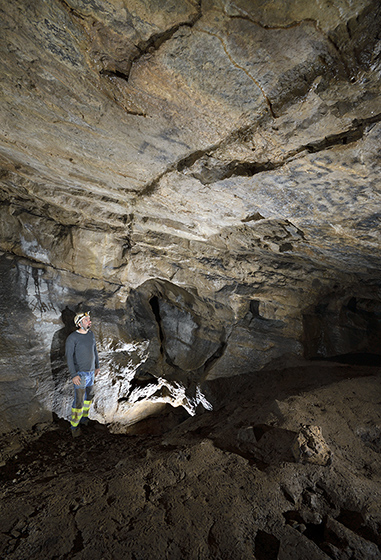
[1,362,380,560]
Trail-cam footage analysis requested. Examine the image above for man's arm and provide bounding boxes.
[65,335,78,379]
[93,333,100,375]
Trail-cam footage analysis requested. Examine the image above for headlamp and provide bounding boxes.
[74,311,90,327]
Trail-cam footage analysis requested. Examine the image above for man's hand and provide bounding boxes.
[72,375,81,386]
[95,368,100,376]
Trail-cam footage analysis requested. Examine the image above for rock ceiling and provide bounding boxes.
[0,0,380,430]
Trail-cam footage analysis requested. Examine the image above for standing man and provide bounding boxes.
[65,311,100,437]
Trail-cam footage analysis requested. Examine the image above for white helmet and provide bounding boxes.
[74,311,90,328]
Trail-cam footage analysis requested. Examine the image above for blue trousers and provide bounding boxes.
[71,371,95,429]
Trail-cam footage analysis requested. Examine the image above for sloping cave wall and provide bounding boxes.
[0,0,381,433]
[1,248,380,433]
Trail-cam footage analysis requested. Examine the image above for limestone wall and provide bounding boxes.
[0,0,380,432]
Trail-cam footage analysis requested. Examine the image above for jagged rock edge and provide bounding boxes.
[139,111,381,194]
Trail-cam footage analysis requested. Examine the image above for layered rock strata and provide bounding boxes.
[0,0,380,430]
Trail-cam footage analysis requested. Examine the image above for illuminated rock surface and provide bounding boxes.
[0,0,381,557]
[1,0,380,433]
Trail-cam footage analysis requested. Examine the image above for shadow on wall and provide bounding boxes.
[303,291,381,362]
[50,306,76,417]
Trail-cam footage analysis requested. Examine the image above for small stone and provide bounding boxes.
[292,425,332,466]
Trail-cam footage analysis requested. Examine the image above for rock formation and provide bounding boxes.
[0,1,381,558]
[0,0,380,430]
[1,362,380,559]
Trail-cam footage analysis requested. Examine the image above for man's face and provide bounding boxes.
[80,316,91,330]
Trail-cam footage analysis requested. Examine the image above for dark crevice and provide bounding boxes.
[71,530,84,556]
[312,353,381,366]
[284,506,381,555]
[60,0,202,84]
[137,141,217,197]
[253,424,273,441]
[304,123,365,153]
[284,512,327,550]
[101,4,202,84]
[249,299,261,318]
[137,327,179,374]
[177,150,209,173]
[94,49,138,85]
[119,372,159,402]
[139,112,381,196]
[207,523,218,555]
[149,296,164,354]
[267,99,277,119]
[143,484,151,501]
[242,212,265,223]
[194,113,381,185]
[139,172,168,198]
[303,521,327,545]
[199,160,278,184]
[136,4,202,59]
[337,509,381,547]
[59,523,85,560]
[281,487,296,504]
[202,340,227,380]
[254,530,280,560]
[57,0,85,20]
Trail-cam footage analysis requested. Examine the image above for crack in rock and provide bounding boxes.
[60,0,203,84]
[140,111,381,193]
[225,7,352,79]
[198,26,277,118]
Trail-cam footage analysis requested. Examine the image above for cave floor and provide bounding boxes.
[1,362,381,560]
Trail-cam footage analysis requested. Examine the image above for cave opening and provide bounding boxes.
[303,293,381,365]
[312,352,381,366]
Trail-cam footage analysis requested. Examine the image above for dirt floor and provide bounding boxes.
[1,361,381,560]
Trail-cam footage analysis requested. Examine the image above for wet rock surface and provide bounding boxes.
[1,362,380,560]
